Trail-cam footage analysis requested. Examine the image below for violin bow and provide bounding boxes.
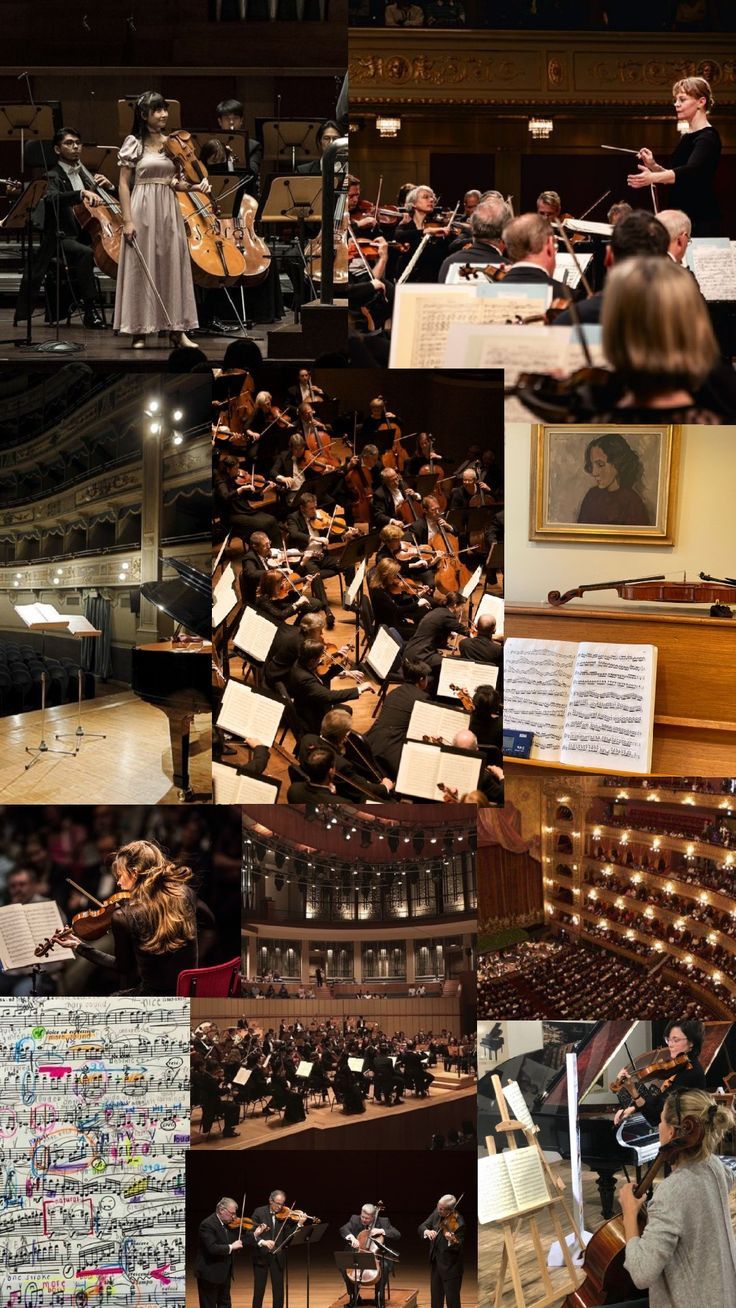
[347,220,378,283]
[238,1191,247,1244]
[576,189,611,222]
[130,238,175,329]
[66,878,105,908]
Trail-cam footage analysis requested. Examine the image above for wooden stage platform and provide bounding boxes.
[192,1075,477,1151]
[329,1288,419,1308]
[185,1262,477,1307]
[0,690,211,803]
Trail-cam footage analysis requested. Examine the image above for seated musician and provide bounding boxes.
[467,684,503,758]
[255,570,321,626]
[369,557,431,639]
[372,466,423,530]
[364,656,433,779]
[403,592,468,686]
[536,189,562,223]
[340,1203,402,1307]
[244,391,289,472]
[377,523,437,590]
[448,467,494,515]
[295,119,341,175]
[239,530,272,606]
[192,1056,241,1138]
[214,453,281,546]
[16,126,114,328]
[287,368,328,406]
[395,185,454,283]
[613,1020,707,1128]
[341,444,382,525]
[214,97,261,173]
[553,210,670,328]
[438,196,512,282]
[297,707,393,800]
[373,1043,406,1105]
[400,1041,434,1096]
[285,491,342,627]
[500,213,574,302]
[360,398,403,453]
[54,840,201,995]
[613,1089,736,1308]
[263,610,326,689]
[286,744,338,802]
[333,1051,368,1114]
[271,434,310,511]
[449,729,503,804]
[290,640,371,736]
[347,173,379,235]
[458,614,503,666]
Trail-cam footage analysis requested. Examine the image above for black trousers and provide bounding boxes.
[16,236,98,321]
[430,1264,463,1308]
[252,1259,284,1308]
[197,1276,232,1308]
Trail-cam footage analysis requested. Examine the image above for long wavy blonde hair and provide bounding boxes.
[115,840,195,954]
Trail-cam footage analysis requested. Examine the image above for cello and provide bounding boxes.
[430,518,473,595]
[73,180,124,278]
[163,131,247,287]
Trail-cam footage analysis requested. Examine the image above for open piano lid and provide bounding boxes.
[140,556,211,641]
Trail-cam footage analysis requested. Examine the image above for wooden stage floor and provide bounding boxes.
[192,1076,477,1151]
[0,690,211,803]
[186,1259,478,1307]
[479,1158,736,1307]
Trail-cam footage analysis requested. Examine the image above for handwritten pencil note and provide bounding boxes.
[389,283,548,369]
[504,637,657,773]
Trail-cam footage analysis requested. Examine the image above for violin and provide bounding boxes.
[316,640,354,678]
[507,366,622,423]
[347,236,410,263]
[548,575,736,607]
[272,1206,319,1223]
[438,1194,463,1246]
[163,131,247,287]
[236,470,277,509]
[449,684,475,714]
[609,1052,692,1095]
[34,889,132,958]
[225,1215,268,1232]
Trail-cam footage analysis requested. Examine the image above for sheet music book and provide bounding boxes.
[0,902,74,970]
[504,637,658,773]
[478,1148,550,1225]
[212,563,239,627]
[474,593,505,636]
[686,238,736,301]
[554,252,594,291]
[212,762,279,804]
[296,1060,314,1078]
[562,217,613,238]
[216,680,284,747]
[65,616,102,635]
[345,557,367,608]
[232,608,278,662]
[437,658,498,698]
[395,740,483,802]
[348,1057,366,1073]
[14,602,68,629]
[366,626,402,681]
[407,700,470,746]
[232,1068,252,1087]
[461,565,482,600]
[389,282,549,369]
[500,1080,536,1134]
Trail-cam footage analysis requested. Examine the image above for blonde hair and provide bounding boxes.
[662,1088,735,1165]
[371,557,401,588]
[380,524,404,544]
[602,256,719,397]
[673,77,714,112]
[115,841,195,954]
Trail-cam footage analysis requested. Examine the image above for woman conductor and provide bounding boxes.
[628,77,721,237]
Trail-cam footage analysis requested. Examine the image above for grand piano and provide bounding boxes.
[131,557,212,801]
[479,1021,732,1219]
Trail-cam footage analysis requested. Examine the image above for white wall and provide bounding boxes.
[505,426,736,607]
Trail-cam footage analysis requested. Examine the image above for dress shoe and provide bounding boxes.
[223,1129,240,1138]
[326,612,336,630]
[83,307,105,329]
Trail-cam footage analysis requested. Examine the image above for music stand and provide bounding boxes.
[286,1223,328,1308]
[334,1250,379,1308]
[261,119,320,172]
[0,179,46,347]
[0,104,54,174]
[54,627,106,752]
[261,175,322,315]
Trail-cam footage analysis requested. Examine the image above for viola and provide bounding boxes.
[163,131,247,287]
[236,471,277,509]
[609,1052,692,1095]
[508,366,622,423]
[548,575,736,607]
[347,236,410,264]
[73,184,124,278]
[272,1206,319,1223]
[34,889,133,958]
[225,1215,268,1232]
[438,1194,464,1246]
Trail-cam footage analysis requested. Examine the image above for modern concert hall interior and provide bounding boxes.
[186,1147,477,1308]
[478,776,736,1021]
[187,803,477,1149]
[478,1018,736,1308]
[0,5,347,364]
[0,369,212,803]
[349,16,736,417]
[213,367,504,806]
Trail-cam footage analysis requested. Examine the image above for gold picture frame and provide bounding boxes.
[529,424,681,545]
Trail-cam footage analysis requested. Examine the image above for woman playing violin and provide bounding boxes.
[613,1020,707,1130]
[53,840,199,995]
[611,1089,735,1308]
[377,522,438,590]
[395,185,454,283]
[369,557,431,639]
[115,91,202,350]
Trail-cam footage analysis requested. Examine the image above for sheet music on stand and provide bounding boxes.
[554,252,594,292]
[233,608,278,662]
[365,626,402,680]
[437,657,498,698]
[212,761,279,805]
[345,557,366,608]
[213,563,239,627]
[474,593,505,635]
[216,680,284,747]
[396,740,483,802]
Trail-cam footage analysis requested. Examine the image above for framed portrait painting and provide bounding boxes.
[529,424,680,545]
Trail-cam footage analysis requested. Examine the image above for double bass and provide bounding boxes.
[163,131,246,287]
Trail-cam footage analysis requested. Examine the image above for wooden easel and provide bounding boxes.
[487,1073,582,1308]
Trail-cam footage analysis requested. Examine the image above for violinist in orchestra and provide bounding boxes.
[297,708,394,801]
[377,523,438,590]
[419,1195,466,1308]
[372,466,423,530]
[553,210,670,329]
[263,610,327,690]
[194,1196,251,1308]
[15,126,113,329]
[286,745,338,802]
[244,391,291,472]
[364,657,432,779]
[255,570,318,627]
[214,452,281,546]
[369,557,431,638]
[466,684,503,756]
[347,174,380,235]
[191,1056,241,1139]
[458,614,503,667]
[239,531,273,606]
[403,592,468,685]
[612,1089,735,1308]
[536,190,562,223]
[271,434,310,510]
[438,197,512,282]
[340,1203,401,1306]
[395,185,454,283]
[251,1190,305,1308]
[500,214,573,302]
[285,492,344,627]
[613,1020,707,1130]
[53,840,201,995]
[290,640,372,736]
[115,91,201,350]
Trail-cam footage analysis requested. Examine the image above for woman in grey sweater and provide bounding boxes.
[611,1087,736,1308]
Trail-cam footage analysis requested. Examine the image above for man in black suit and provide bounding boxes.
[403,594,467,681]
[458,614,503,665]
[295,120,341,174]
[289,641,370,735]
[16,126,111,327]
[399,1042,434,1096]
[263,610,325,688]
[363,657,432,778]
[286,744,339,803]
[298,708,393,800]
[372,466,423,531]
[215,99,262,180]
[250,1190,305,1308]
[553,209,670,328]
[418,1195,466,1308]
[285,492,340,624]
[438,197,512,282]
[500,212,573,303]
[240,531,271,606]
[339,1202,401,1306]
[194,1196,252,1308]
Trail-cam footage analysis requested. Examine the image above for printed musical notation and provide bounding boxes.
[0,998,189,1308]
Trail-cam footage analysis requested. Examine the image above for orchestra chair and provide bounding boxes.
[175,956,242,997]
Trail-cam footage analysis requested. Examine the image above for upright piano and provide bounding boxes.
[132,557,212,800]
[479,1021,732,1218]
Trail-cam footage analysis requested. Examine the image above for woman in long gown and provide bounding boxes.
[114,91,202,349]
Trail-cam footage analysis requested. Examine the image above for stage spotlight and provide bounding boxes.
[274,875,284,892]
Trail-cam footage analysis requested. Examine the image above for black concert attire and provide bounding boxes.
[263,623,303,688]
[250,1206,291,1308]
[339,1212,401,1305]
[364,683,430,778]
[369,583,425,640]
[639,1054,706,1128]
[669,126,722,236]
[214,470,281,546]
[289,664,360,736]
[438,241,506,283]
[240,549,270,606]
[403,607,466,676]
[458,632,503,665]
[395,223,452,283]
[297,732,391,801]
[284,508,340,607]
[195,1210,238,1308]
[192,1068,240,1136]
[400,1048,434,1095]
[418,1209,466,1308]
[371,481,418,531]
[257,594,320,626]
[74,892,202,995]
[15,160,103,323]
[372,1050,406,1103]
[500,263,572,302]
[359,415,403,455]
